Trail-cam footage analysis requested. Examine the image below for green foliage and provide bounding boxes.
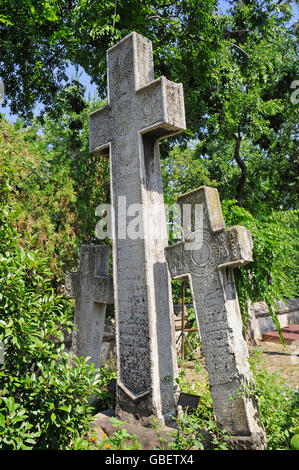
[0,397,41,450]
[196,137,298,215]
[248,349,299,450]
[180,307,201,362]
[40,86,111,254]
[150,417,171,450]
[222,201,299,337]
[97,417,142,450]
[0,167,112,450]
[172,350,299,450]
[0,117,77,287]
[179,1,297,206]
[94,360,117,412]
[161,145,216,206]
[169,411,206,450]
[174,367,231,450]
[291,433,299,450]
[0,86,111,287]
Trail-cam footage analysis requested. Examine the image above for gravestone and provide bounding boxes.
[165,187,267,449]
[65,244,113,369]
[89,32,185,425]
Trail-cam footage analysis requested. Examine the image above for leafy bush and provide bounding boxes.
[96,417,142,450]
[291,433,299,450]
[223,201,299,338]
[0,397,41,450]
[0,98,110,290]
[0,171,109,449]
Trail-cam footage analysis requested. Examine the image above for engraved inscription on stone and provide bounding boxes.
[115,100,133,136]
[165,186,267,448]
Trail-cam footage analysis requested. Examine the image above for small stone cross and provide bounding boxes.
[65,245,113,369]
[165,187,266,449]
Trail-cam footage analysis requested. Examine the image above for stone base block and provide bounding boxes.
[230,434,267,450]
[262,325,299,345]
[91,409,177,450]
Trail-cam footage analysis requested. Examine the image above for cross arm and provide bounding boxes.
[89,105,111,154]
[217,226,253,269]
[164,241,189,280]
[64,244,114,303]
[65,271,114,304]
[137,77,186,139]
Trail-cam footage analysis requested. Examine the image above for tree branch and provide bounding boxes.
[233,129,247,207]
[225,41,250,57]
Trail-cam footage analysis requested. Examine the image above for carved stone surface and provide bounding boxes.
[165,187,267,449]
[65,244,113,369]
[89,32,186,425]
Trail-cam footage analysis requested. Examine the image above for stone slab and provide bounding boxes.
[91,410,177,450]
[262,325,299,344]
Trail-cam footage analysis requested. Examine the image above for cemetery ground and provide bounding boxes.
[181,340,299,389]
[88,334,299,451]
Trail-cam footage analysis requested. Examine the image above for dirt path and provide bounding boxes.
[180,339,299,390]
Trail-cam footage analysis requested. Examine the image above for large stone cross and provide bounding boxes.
[65,245,114,369]
[89,32,186,425]
[165,187,266,449]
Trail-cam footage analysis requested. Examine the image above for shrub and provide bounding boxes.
[0,173,104,449]
[223,201,299,338]
[248,349,299,450]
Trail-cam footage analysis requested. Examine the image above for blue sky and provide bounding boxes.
[1,0,298,124]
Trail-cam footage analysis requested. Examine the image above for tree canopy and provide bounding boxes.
[0,0,298,206]
[0,0,298,322]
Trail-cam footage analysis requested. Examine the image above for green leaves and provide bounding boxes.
[0,192,114,449]
[223,201,298,333]
[249,349,299,450]
[0,397,42,449]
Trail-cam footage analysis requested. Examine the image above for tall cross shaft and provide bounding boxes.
[165,187,266,449]
[89,32,186,424]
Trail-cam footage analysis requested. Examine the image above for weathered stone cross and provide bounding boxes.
[89,32,186,425]
[165,187,266,449]
[65,245,113,369]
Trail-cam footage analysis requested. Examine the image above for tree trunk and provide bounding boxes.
[233,130,247,207]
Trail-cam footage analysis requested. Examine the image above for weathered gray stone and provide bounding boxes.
[165,186,267,449]
[65,244,113,369]
[248,297,299,342]
[92,410,178,450]
[92,410,216,450]
[89,32,185,425]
